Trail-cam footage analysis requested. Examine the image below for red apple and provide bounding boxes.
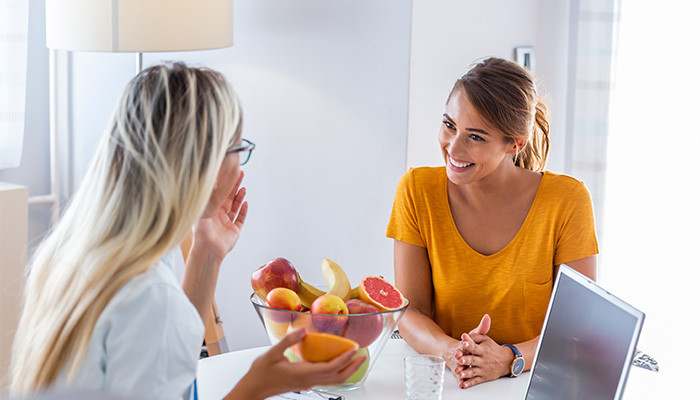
[251,257,299,300]
[310,294,349,332]
[265,287,302,323]
[341,299,383,348]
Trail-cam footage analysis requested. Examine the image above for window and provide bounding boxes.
[0,0,28,169]
[602,0,699,395]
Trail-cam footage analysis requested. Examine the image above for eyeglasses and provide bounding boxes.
[226,138,255,166]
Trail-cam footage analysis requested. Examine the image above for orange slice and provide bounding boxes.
[297,332,359,363]
[358,275,405,311]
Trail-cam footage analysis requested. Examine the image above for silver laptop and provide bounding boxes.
[524,265,645,400]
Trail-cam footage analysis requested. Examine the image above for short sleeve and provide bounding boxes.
[102,279,204,400]
[386,169,426,247]
[553,181,600,265]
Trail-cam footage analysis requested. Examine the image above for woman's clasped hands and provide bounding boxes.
[451,314,516,389]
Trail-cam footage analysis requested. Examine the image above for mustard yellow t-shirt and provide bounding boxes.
[386,167,599,345]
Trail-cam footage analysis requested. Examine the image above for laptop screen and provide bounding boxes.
[525,266,644,400]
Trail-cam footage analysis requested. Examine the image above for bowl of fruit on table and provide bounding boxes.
[250,257,409,391]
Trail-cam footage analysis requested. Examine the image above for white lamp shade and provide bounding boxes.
[45,0,233,52]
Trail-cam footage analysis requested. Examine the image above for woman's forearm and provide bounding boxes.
[223,372,265,400]
[513,335,540,371]
[399,307,460,364]
[181,242,223,324]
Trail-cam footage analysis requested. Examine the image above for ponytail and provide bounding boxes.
[515,100,550,172]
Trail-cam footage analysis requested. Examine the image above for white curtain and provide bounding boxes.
[566,0,622,241]
[0,0,29,169]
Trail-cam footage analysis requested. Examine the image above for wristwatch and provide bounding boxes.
[501,344,525,377]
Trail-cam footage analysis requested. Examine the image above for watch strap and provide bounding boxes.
[501,344,524,377]
[501,344,522,357]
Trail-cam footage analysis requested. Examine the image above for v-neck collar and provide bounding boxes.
[442,169,548,258]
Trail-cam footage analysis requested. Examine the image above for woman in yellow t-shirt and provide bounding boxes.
[387,58,598,389]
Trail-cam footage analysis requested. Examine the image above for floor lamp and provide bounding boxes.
[42,0,233,355]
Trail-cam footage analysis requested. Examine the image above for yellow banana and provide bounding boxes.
[298,277,326,309]
[346,286,360,301]
[321,258,351,300]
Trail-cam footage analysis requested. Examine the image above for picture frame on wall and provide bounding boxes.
[515,46,536,71]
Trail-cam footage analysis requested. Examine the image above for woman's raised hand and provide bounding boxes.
[193,171,248,261]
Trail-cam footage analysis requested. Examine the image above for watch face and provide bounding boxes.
[512,357,525,376]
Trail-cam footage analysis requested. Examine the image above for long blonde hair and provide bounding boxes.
[10,62,241,395]
[450,57,550,171]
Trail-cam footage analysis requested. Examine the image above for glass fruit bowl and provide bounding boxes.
[250,292,409,391]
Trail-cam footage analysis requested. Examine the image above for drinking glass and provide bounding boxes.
[404,355,446,400]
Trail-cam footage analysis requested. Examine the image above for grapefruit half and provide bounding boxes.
[358,275,406,311]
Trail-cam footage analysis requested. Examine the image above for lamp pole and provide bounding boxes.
[137,52,143,73]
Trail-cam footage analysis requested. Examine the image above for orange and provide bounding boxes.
[358,275,405,311]
[296,332,359,363]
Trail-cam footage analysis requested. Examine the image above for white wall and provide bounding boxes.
[66,0,412,350]
[407,0,571,172]
[5,0,576,352]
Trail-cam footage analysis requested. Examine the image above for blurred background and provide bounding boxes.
[1,1,697,398]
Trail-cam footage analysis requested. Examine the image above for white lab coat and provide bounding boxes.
[53,250,205,400]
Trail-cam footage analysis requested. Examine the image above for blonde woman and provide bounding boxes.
[11,62,364,400]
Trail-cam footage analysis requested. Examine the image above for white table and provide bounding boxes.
[198,338,523,400]
[197,338,656,400]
